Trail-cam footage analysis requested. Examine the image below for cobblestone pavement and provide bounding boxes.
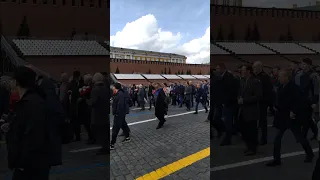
[110,105,210,180]
[211,117,319,180]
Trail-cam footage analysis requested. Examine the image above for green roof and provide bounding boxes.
[294,5,320,11]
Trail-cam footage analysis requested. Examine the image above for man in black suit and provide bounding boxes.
[154,83,167,129]
[216,63,239,146]
[238,65,262,155]
[266,69,314,167]
[253,61,274,145]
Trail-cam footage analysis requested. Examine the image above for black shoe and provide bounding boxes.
[122,137,131,143]
[110,144,115,150]
[194,112,198,114]
[205,110,208,113]
[304,154,314,163]
[156,124,163,129]
[266,160,281,167]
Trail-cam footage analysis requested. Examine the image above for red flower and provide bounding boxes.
[80,86,92,96]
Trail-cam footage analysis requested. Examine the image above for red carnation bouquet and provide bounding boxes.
[79,86,92,97]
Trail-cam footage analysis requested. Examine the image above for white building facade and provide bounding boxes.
[110,46,187,64]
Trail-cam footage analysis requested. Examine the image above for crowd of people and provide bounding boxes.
[124,81,210,113]
[211,59,320,179]
[0,66,110,180]
[109,80,211,150]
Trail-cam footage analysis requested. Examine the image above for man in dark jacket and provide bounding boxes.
[216,63,239,146]
[253,61,274,145]
[148,82,155,110]
[194,83,208,114]
[154,83,167,129]
[110,82,131,150]
[297,58,319,140]
[266,69,314,167]
[184,82,192,111]
[210,70,224,139]
[68,71,83,141]
[37,76,64,166]
[1,66,51,180]
[238,65,262,155]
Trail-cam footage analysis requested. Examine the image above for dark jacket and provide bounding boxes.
[155,88,166,117]
[112,88,127,118]
[255,71,274,105]
[211,73,222,105]
[274,81,303,129]
[148,85,154,96]
[39,78,64,166]
[238,76,262,122]
[299,71,319,106]
[221,71,239,107]
[184,85,192,101]
[6,90,49,169]
[91,82,110,125]
[0,86,10,116]
[137,88,146,104]
[195,87,205,103]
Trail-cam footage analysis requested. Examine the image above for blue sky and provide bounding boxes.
[110,0,210,45]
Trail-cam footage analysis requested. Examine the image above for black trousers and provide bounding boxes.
[111,116,130,145]
[273,121,314,162]
[156,114,166,127]
[302,117,318,138]
[312,142,320,180]
[211,105,225,135]
[172,95,177,105]
[241,120,258,152]
[259,104,268,143]
[148,96,155,109]
[12,166,50,180]
[72,115,93,141]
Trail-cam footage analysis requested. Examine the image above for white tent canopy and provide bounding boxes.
[161,74,182,79]
[113,74,145,80]
[178,75,196,79]
[142,74,165,79]
[192,75,208,79]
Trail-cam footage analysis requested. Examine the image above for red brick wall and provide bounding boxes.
[24,56,109,79]
[211,5,320,41]
[110,59,210,75]
[0,1,109,40]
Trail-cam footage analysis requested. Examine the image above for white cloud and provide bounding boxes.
[110,14,209,64]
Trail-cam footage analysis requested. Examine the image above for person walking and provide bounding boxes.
[266,69,314,166]
[194,83,208,114]
[90,73,110,154]
[154,83,167,129]
[110,82,131,150]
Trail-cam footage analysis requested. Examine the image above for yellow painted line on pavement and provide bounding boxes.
[135,147,210,180]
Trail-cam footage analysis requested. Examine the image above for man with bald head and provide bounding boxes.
[253,61,274,145]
